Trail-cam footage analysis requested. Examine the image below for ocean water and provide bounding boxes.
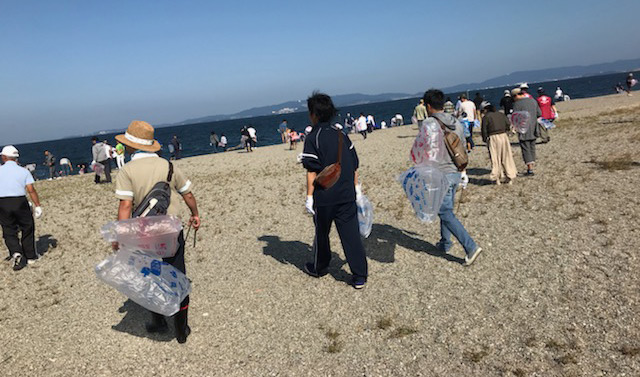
[11,70,638,180]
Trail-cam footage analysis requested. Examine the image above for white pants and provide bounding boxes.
[116,155,125,169]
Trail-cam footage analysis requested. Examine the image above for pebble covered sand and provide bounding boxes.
[1,94,640,376]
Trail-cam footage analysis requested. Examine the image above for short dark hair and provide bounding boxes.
[460,93,467,100]
[484,104,496,112]
[91,137,98,142]
[423,89,446,110]
[307,91,337,123]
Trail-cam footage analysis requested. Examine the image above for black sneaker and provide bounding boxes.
[176,326,191,344]
[303,263,327,278]
[12,254,27,271]
[525,170,535,176]
[352,277,367,290]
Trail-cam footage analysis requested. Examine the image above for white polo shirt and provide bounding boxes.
[0,161,34,198]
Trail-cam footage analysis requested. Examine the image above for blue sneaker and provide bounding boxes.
[352,276,367,289]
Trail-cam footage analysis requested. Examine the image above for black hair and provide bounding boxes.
[422,89,445,110]
[446,97,452,102]
[307,91,338,123]
[484,104,496,112]
[460,93,467,100]
[91,137,98,142]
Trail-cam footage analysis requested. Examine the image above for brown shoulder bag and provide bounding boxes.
[314,130,343,189]
[434,117,468,172]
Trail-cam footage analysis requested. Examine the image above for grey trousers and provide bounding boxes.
[519,139,536,164]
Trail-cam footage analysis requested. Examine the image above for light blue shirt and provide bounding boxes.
[0,161,34,198]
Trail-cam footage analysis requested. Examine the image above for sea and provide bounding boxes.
[11,71,638,180]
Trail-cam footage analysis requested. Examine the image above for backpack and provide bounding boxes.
[132,161,174,218]
[434,117,468,172]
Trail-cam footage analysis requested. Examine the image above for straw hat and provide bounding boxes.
[115,120,161,152]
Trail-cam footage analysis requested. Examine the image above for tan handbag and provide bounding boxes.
[314,130,343,189]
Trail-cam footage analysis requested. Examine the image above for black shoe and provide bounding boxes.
[12,254,27,271]
[145,316,168,333]
[525,170,535,176]
[352,276,367,290]
[303,263,327,278]
[176,326,191,344]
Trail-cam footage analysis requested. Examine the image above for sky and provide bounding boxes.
[2,0,640,144]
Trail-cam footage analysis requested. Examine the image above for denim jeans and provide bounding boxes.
[437,172,477,256]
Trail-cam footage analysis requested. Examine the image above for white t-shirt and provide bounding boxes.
[247,127,257,139]
[459,100,476,121]
[366,115,375,125]
[59,158,71,166]
[356,116,367,132]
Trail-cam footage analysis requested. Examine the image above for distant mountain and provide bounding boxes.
[166,93,414,126]
[442,58,640,93]
[160,58,640,128]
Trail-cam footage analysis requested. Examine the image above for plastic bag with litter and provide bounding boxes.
[95,248,191,316]
[101,216,183,258]
[397,165,449,223]
[509,111,531,134]
[356,195,373,238]
[537,118,556,130]
[410,118,446,165]
[92,162,104,175]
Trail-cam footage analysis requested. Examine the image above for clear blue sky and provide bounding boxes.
[2,0,640,144]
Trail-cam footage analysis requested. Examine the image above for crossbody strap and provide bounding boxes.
[433,116,449,134]
[167,161,174,182]
[337,130,343,164]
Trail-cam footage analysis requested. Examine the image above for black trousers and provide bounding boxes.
[313,201,368,279]
[151,231,189,335]
[0,196,36,260]
[95,159,112,183]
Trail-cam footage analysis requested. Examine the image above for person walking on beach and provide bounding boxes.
[0,146,43,270]
[356,113,368,139]
[92,137,112,183]
[43,150,56,180]
[279,120,288,143]
[170,135,182,160]
[481,103,517,185]
[536,87,557,143]
[247,126,257,149]
[423,89,483,266]
[512,88,541,176]
[210,131,220,152]
[413,99,428,127]
[473,92,484,120]
[366,114,376,132]
[500,90,514,115]
[300,92,368,289]
[115,142,126,169]
[520,83,533,98]
[113,120,201,344]
[443,97,455,114]
[458,94,476,152]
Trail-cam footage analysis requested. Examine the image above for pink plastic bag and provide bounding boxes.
[410,118,446,165]
[101,216,183,258]
[509,111,531,134]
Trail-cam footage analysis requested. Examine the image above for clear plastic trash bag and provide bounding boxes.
[462,120,472,138]
[537,118,556,130]
[356,195,373,238]
[397,165,449,223]
[101,216,183,258]
[473,119,481,129]
[95,248,191,316]
[509,111,531,134]
[92,162,104,175]
[410,118,446,165]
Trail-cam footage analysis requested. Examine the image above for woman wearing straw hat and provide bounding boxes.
[113,120,201,344]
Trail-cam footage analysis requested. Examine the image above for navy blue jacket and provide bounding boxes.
[301,123,359,207]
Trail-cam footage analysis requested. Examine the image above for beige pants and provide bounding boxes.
[488,133,517,181]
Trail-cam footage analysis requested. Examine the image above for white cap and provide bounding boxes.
[1,145,19,158]
[520,83,529,89]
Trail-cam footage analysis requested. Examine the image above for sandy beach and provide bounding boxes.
[2,93,640,376]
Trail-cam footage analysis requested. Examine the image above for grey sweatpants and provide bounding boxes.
[519,139,536,164]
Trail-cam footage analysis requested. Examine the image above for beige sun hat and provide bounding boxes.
[115,120,161,152]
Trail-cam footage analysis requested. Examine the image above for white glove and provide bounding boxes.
[296,153,303,163]
[305,196,315,215]
[34,206,43,219]
[460,172,469,189]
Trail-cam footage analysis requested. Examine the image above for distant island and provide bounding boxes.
[149,58,640,129]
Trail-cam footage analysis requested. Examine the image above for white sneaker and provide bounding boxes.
[464,247,483,266]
